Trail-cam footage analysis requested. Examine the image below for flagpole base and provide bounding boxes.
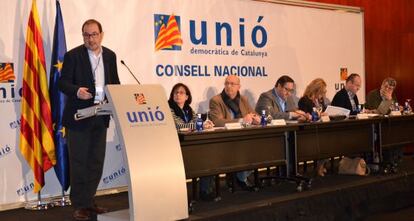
[24,200,53,210]
[52,195,71,207]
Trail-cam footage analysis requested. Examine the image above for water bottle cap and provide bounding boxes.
[197,113,201,117]
[262,110,266,114]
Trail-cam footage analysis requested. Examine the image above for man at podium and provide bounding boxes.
[58,19,120,221]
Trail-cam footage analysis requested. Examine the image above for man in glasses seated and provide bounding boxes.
[209,75,260,190]
[366,77,403,169]
[209,75,260,127]
[365,77,398,115]
[255,75,309,121]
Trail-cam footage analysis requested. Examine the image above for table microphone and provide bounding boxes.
[120,60,141,85]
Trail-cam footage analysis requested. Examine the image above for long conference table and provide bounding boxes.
[179,115,414,182]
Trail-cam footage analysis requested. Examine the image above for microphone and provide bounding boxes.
[120,60,141,85]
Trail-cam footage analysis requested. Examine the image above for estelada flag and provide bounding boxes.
[155,14,183,51]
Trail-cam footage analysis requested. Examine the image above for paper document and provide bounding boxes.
[324,105,351,116]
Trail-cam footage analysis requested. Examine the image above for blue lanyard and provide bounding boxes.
[183,110,189,123]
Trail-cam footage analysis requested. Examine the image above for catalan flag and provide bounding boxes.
[49,0,69,191]
[0,63,15,82]
[19,0,56,193]
[155,14,183,51]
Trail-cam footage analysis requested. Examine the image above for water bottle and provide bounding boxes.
[357,104,362,114]
[195,113,203,132]
[394,102,400,112]
[403,102,412,115]
[311,107,319,122]
[260,110,267,127]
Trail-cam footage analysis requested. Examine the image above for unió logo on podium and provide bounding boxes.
[126,92,167,127]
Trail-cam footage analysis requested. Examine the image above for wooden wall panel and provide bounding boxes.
[306,0,414,103]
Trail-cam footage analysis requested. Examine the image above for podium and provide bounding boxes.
[77,84,188,221]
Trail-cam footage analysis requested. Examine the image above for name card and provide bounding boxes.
[357,113,369,119]
[390,111,402,116]
[225,122,243,130]
[271,119,287,126]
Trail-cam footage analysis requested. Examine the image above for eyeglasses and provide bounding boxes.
[174,91,186,95]
[82,32,100,39]
[224,82,240,87]
[283,86,294,93]
[384,85,395,91]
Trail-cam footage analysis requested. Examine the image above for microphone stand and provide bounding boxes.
[120,60,141,84]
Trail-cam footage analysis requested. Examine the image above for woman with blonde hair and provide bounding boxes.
[298,78,328,114]
[298,78,329,176]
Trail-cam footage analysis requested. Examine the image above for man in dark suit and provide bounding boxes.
[58,19,120,221]
[331,73,361,115]
[255,75,309,121]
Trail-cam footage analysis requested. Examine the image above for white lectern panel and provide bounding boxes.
[101,84,188,221]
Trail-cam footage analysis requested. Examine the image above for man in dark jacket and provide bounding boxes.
[331,73,361,115]
[59,19,120,221]
[365,77,397,114]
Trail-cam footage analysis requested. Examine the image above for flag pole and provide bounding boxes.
[24,191,53,210]
[52,188,71,207]
[50,0,71,202]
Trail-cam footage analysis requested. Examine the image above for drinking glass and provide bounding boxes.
[315,106,323,117]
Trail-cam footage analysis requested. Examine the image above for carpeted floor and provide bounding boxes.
[1,156,414,221]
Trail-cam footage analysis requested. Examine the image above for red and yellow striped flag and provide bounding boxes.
[0,63,15,82]
[19,0,56,193]
[155,14,183,51]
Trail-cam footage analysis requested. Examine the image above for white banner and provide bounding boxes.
[0,0,364,208]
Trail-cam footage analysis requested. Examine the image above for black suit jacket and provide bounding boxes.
[298,96,327,114]
[58,45,120,130]
[331,88,359,115]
